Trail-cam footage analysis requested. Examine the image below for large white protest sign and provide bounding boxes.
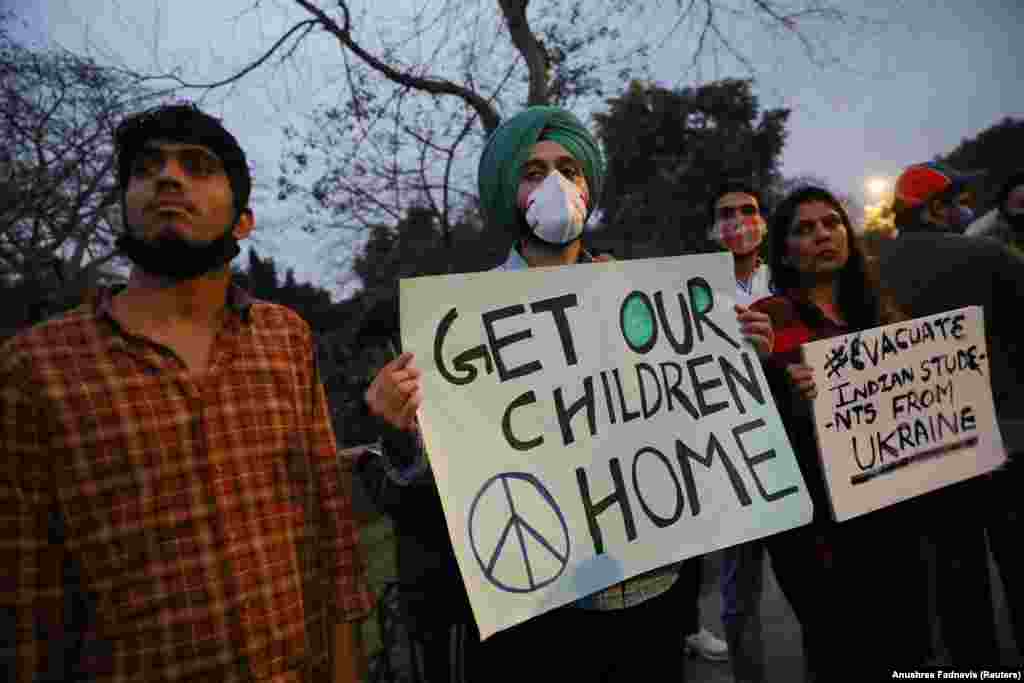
[400,253,812,639]
[801,306,1006,522]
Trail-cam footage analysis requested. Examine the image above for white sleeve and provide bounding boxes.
[965,208,1001,237]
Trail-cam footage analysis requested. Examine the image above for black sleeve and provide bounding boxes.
[761,355,795,417]
[354,422,433,524]
[990,242,1024,400]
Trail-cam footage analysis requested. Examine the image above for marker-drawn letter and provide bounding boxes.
[577,459,637,555]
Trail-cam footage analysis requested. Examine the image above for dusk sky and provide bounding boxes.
[11,0,1024,297]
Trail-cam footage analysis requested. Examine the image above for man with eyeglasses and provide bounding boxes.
[709,182,773,305]
[686,182,775,682]
[892,162,982,235]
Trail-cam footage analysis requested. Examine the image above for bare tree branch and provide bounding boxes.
[132,19,318,90]
[1,36,146,305]
[497,0,549,106]
[88,0,878,290]
[294,0,502,133]
[441,109,478,250]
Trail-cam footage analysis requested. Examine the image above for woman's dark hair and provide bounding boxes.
[768,186,901,329]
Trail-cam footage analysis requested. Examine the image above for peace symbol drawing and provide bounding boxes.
[468,472,570,593]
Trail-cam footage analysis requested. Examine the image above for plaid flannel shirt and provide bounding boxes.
[0,286,374,682]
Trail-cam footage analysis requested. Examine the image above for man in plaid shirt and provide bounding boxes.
[0,103,373,682]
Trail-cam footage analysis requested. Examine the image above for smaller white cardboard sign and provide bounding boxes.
[801,306,1006,521]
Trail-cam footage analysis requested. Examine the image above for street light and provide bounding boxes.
[866,176,891,199]
[864,176,897,238]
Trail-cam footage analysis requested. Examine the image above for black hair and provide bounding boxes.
[114,102,251,214]
[768,186,900,329]
[997,169,1024,216]
[707,180,768,226]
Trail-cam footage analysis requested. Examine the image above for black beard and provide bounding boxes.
[116,225,241,281]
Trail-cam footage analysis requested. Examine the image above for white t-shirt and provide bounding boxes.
[735,263,773,306]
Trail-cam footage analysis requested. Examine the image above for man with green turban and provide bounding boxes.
[365,105,777,680]
[362,106,696,681]
[480,106,602,237]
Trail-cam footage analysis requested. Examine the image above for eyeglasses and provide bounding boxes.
[716,204,759,220]
[791,213,843,237]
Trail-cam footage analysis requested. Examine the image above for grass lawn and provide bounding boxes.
[340,444,401,665]
[358,513,398,658]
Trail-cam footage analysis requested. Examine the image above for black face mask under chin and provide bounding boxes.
[116,226,241,281]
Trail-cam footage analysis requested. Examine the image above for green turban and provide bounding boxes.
[478,105,605,231]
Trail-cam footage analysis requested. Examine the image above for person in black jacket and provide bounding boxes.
[878,168,1024,665]
[966,169,1024,256]
[350,294,474,682]
[356,432,473,682]
[892,161,983,235]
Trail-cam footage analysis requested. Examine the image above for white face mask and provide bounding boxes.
[524,170,588,246]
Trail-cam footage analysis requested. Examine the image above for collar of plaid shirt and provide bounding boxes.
[96,281,256,322]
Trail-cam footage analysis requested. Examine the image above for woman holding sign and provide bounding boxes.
[751,186,928,680]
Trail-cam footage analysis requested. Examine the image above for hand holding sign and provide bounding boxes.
[735,305,774,359]
[401,252,813,639]
[786,363,818,401]
[366,351,424,432]
[801,306,1006,521]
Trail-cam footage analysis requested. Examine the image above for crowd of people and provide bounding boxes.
[2,98,1022,683]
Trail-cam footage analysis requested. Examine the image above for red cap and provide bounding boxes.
[894,162,984,209]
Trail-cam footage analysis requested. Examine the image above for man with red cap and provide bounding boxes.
[892,161,984,234]
[876,161,1024,666]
